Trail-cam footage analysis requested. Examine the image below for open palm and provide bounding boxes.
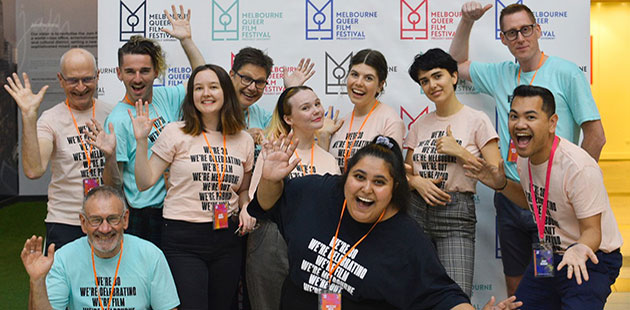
[4,72,48,116]
[128,99,156,141]
[261,134,300,182]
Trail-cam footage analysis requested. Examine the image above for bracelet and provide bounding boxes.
[496,179,508,191]
[566,242,580,250]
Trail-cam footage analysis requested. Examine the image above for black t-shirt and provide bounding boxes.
[248,174,470,310]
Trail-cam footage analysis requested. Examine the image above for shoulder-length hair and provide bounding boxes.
[180,64,245,136]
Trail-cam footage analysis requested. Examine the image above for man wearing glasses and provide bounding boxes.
[229,47,314,150]
[21,186,179,310]
[5,48,113,250]
[449,2,605,296]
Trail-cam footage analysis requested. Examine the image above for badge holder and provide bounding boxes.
[83,178,100,196]
[507,139,518,163]
[533,242,554,278]
[213,203,229,230]
[319,290,341,310]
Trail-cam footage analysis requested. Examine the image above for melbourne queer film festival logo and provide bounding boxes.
[495,0,523,39]
[212,0,239,41]
[306,0,333,40]
[325,52,352,95]
[120,0,146,41]
[400,0,428,40]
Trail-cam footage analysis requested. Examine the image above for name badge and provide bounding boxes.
[507,139,518,163]
[319,291,341,310]
[213,204,229,230]
[83,178,99,196]
[533,242,554,278]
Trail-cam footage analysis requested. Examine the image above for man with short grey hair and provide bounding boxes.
[21,185,179,310]
[5,48,114,250]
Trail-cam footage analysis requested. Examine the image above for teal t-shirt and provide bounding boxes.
[46,235,179,310]
[104,84,186,208]
[469,56,600,181]
[245,104,272,161]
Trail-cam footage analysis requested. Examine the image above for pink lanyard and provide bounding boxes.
[527,135,559,241]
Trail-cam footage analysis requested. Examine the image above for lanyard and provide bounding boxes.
[202,132,227,194]
[517,52,545,85]
[65,99,95,168]
[293,142,315,175]
[527,135,559,241]
[342,101,379,170]
[327,200,386,285]
[124,94,165,134]
[91,239,123,310]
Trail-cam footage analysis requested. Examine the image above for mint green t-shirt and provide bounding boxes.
[470,56,600,181]
[104,84,186,208]
[46,235,179,310]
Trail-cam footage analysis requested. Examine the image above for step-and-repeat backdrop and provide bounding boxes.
[98,0,588,306]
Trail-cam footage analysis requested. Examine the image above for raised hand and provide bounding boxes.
[161,5,192,41]
[482,295,522,310]
[85,119,117,158]
[128,99,157,141]
[283,58,316,88]
[558,243,599,285]
[21,235,55,281]
[321,106,344,135]
[464,158,507,191]
[261,133,300,182]
[461,2,493,22]
[436,125,464,158]
[4,72,49,117]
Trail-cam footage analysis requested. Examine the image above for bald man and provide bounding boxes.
[5,48,114,249]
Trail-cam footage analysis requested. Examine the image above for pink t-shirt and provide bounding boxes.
[329,102,405,171]
[517,138,623,253]
[37,100,114,225]
[403,105,498,193]
[151,122,254,223]
[248,143,341,199]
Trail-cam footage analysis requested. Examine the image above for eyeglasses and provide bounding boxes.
[60,74,97,86]
[234,71,267,90]
[83,213,124,227]
[502,24,537,41]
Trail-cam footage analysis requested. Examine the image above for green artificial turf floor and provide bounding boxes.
[0,199,47,309]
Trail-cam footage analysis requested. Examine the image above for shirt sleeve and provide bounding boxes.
[383,116,406,148]
[566,165,608,219]
[150,124,178,164]
[36,112,55,142]
[474,111,500,149]
[564,67,601,125]
[46,252,70,310]
[243,133,255,173]
[150,251,180,310]
[403,121,420,150]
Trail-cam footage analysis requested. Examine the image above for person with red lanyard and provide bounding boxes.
[319,49,406,172]
[246,86,340,310]
[449,2,606,296]
[132,64,255,310]
[100,5,205,249]
[20,186,179,310]
[465,85,622,310]
[5,48,114,250]
[248,134,522,310]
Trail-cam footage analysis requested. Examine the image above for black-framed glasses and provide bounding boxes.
[83,213,124,227]
[60,73,97,86]
[502,24,536,41]
[234,71,267,90]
